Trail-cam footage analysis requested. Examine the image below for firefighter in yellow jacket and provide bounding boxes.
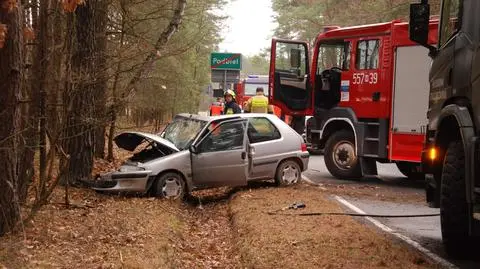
[244,87,274,114]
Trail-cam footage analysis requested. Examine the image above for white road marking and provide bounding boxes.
[334,195,458,269]
[301,174,316,185]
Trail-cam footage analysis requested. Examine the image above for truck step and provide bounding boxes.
[364,137,379,141]
[365,122,380,126]
[360,157,378,177]
[361,154,379,158]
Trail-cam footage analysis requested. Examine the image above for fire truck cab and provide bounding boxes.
[269,20,438,179]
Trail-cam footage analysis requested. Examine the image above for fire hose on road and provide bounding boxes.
[267,202,440,218]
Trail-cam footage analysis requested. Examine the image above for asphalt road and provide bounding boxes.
[304,155,480,269]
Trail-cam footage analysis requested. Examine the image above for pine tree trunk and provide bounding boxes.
[93,0,108,159]
[0,3,24,235]
[61,1,96,185]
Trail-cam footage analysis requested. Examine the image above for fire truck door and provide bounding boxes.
[390,45,431,162]
[269,39,311,116]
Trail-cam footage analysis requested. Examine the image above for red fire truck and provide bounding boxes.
[269,20,438,179]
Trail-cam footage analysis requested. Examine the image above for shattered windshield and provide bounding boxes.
[161,117,207,150]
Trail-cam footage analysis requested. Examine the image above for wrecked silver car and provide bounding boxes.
[93,113,309,200]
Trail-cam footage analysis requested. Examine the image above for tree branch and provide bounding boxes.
[120,0,187,101]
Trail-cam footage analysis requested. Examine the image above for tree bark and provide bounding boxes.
[61,0,96,185]
[17,0,38,203]
[33,0,51,201]
[93,0,108,159]
[0,2,24,235]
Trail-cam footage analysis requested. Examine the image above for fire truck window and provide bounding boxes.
[439,0,461,46]
[316,42,351,75]
[275,43,307,77]
[356,40,379,70]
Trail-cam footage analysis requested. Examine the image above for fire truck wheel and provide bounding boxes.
[324,130,362,180]
[440,140,475,258]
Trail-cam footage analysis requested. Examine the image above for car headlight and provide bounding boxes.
[118,166,146,172]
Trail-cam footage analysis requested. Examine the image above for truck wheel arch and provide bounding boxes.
[321,118,357,154]
[435,104,475,157]
[434,103,476,204]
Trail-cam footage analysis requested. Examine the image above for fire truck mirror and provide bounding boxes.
[290,48,301,68]
[409,2,430,46]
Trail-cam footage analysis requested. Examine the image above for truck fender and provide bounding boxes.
[435,104,476,204]
[320,118,357,155]
[436,104,475,151]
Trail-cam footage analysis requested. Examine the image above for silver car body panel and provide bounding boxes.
[94,113,309,193]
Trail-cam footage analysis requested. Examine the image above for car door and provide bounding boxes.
[191,118,249,188]
[269,39,311,117]
[246,117,283,179]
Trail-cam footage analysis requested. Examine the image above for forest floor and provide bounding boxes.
[0,183,441,269]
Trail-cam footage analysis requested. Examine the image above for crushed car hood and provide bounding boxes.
[114,131,179,152]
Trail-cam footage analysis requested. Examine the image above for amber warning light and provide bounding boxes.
[428,147,437,161]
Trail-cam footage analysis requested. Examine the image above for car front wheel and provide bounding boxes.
[275,160,301,186]
[154,172,186,200]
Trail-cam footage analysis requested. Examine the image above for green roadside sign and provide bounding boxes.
[210,52,242,70]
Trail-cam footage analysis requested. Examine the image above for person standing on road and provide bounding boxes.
[223,89,242,115]
[209,97,224,116]
[243,87,273,114]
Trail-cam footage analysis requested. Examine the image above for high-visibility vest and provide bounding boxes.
[225,108,234,114]
[210,104,223,116]
[250,95,269,113]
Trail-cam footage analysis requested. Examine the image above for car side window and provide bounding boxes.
[247,118,281,144]
[356,40,379,70]
[198,121,245,153]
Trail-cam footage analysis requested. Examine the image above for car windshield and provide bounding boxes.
[244,83,269,96]
[161,117,207,150]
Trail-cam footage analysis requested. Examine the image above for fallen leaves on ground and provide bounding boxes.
[0,179,441,268]
[229,184,441,269]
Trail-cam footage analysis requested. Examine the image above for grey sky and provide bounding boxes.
[218,0,277,56]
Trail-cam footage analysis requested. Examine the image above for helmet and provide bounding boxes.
[224,89,236,99]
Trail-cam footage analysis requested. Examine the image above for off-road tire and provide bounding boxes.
[324,130,362,180]
[154,172,186,201]
[275,160,302,187]
[440,140,473,258]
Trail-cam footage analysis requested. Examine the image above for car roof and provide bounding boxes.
[177,113,281,122]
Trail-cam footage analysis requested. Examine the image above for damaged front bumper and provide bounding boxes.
[91,170,153,193]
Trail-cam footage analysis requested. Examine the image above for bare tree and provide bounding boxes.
[0,1,25,235]
[61,0,97,185]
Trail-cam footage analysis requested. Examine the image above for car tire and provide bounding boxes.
[275,160,301,186]
[324,130,362,180]
[440,140,475,258]
[154,172,186,200]
[396,162,424,180]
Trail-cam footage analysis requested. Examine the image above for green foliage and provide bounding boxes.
[108,0,226,121]
[272,0,442,46]
[242,54,270,75]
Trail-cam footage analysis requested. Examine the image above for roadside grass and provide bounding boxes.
[229,183,441,269]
